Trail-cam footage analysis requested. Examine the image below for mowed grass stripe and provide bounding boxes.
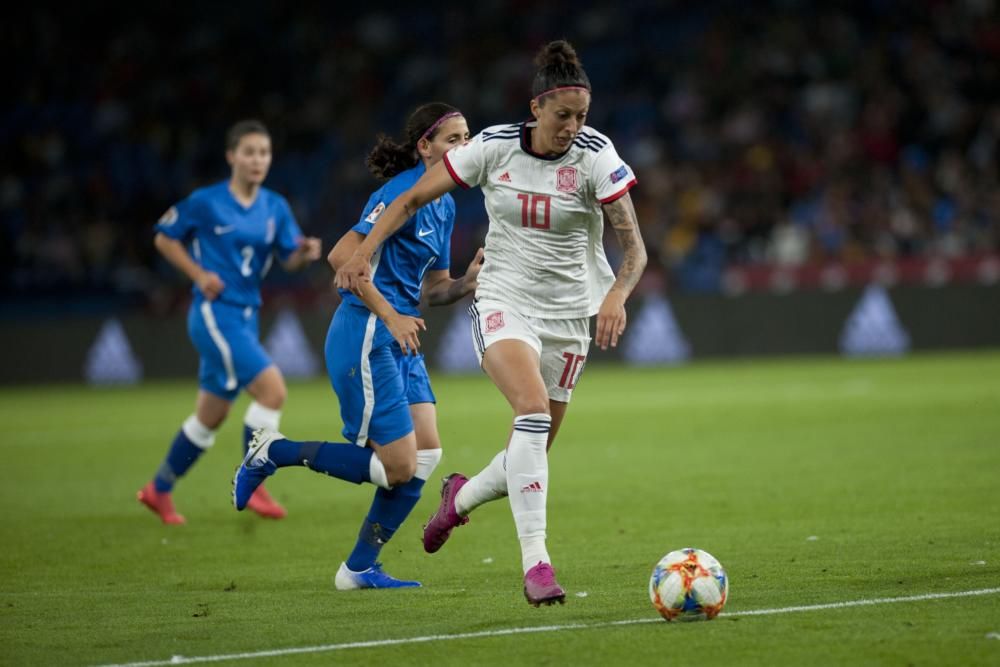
[97,587,1000,667]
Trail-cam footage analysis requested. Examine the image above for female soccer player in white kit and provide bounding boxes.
[336,40,647,605]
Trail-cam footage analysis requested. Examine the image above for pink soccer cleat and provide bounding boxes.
[422,473,469,553]
[137,481,186,525]
[523,562,566,607]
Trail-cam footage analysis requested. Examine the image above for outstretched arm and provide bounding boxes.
[335,161,459,294]
[595,192,647,350]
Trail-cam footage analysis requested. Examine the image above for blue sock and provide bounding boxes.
[345,476,426,571]
[266,438,373,485]
[153,429,204,492]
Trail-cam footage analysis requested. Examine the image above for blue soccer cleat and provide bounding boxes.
[334,562,422,590]
[233,428,281,511]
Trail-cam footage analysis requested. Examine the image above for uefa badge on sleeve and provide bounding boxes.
[365,201,386,223]
[158,206,178,226]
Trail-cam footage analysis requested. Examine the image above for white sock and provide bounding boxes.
[244,401,281,431]
[182,415,217,449]
[369,455,390,490]
[415,449,443,481]
[456,449,508,516]
[506,413,552,573]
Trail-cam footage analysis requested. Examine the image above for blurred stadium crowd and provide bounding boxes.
[4,1,999,311]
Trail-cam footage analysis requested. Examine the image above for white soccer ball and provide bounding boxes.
[649,548,729,621]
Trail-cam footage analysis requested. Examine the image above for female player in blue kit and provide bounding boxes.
[233,103,483,589]
[138,120,321,524]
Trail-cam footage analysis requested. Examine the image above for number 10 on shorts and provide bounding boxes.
[559,352,586,389]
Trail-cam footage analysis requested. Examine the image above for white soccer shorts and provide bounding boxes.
[469,299,591,403]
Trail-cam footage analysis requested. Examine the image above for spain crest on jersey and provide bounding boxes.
[556,166,578,193]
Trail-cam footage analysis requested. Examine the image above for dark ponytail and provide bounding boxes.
[531,40,591,104]
[366,102,461,180]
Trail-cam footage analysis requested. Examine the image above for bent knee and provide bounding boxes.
[250,369,288,408]
[384,459,417,486]
[513,398,550,417]
[262,385,287,408]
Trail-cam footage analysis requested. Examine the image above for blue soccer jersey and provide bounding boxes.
[340,162,455,317]
[155,181,302,307]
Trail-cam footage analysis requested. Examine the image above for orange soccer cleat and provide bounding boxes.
[137,481,186,525]
[245,484,287,519]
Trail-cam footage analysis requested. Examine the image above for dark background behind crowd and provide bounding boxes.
[4,0,999,316]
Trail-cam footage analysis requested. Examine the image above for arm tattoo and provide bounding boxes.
[604,192,648,295]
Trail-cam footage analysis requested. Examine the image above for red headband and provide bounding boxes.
[532,85,591,104]
[420,112,463,142]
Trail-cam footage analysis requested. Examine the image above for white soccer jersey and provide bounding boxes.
[443,121,637,319]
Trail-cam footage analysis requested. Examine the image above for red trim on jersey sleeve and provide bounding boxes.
[599,178,637,204]
[443,152,471,190]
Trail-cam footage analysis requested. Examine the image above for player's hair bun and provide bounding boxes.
[531,40,590,100]
[367,102,460,180]
[534,40,581,69]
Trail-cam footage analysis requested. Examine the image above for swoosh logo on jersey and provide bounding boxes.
[214,225,236,235]
[418,228,434,237]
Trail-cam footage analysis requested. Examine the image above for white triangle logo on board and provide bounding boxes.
[437,306,480,373]
[623,295,691,365]
[839,285,910,357]
[84,318,143,385]
[264,308,320,378]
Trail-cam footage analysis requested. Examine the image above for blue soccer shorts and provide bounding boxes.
[325,304,435,447]
[188,298,272,401]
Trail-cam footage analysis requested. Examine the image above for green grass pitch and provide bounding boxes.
[2,351,999,666]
